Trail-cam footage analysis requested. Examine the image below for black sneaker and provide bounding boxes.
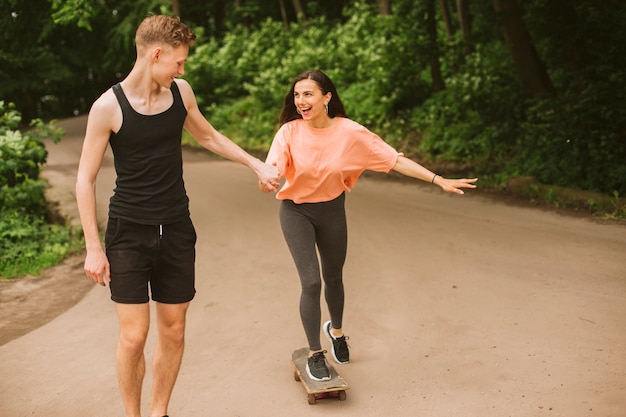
[306,351,331,381]
[323,321,349,364]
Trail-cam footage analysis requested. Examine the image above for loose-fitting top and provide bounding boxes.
[266,117,400,203]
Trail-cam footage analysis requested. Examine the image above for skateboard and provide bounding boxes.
[291,347,349,405]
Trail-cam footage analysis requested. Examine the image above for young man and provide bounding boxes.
[75,15,279,417]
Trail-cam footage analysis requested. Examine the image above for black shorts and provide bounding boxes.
[105,217,196,304]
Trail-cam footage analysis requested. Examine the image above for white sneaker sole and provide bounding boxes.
[306,362,331,382]
[323,320,349,365]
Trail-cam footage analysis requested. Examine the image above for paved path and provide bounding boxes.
[1,116,625,417]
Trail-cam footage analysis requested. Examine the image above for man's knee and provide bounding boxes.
[160,320,186,346]
[156,303,189,345]
[119,327,149,355]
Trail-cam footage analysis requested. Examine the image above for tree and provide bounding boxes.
[427,0,445,91]
[1,0,92,120]
[291,0,306,22]
[172,0,180,17]
[379,0,391,15]
[279,0,290,30]
[492,0,554,95]
[456,0,473,54]
[439,0,455,38]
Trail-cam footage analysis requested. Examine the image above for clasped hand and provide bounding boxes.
[258,162,280,193]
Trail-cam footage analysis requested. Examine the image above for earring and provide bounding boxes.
[325,104,329,114]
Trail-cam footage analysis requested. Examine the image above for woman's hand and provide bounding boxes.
[256,162,280,193]
[258,179,279,193]
[433,176,478,195]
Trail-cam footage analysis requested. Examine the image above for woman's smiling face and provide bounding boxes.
[293,79,332,126]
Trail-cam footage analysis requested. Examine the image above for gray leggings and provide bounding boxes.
[279,193,347,351]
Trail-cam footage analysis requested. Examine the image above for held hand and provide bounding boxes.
[84,248,111,286]
[434,176,478,195]
[258,180,279,193]
[257,162,280,193]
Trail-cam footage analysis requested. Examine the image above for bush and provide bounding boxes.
[184,5,432,147]
[0,101,83,279]
[413,43,524,165]
[516,72,626,195]
[182,3,624,199]
[412,44,626,197]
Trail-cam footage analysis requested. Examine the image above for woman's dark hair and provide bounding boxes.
[279,70,348,126]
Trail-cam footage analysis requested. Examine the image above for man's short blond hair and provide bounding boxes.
[135,15,196,48]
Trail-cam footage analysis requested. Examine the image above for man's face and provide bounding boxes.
[153,44,189,88]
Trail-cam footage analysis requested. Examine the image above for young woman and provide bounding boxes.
[262,70,477,381]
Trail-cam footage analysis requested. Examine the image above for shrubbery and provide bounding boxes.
[185,4,424,150]
[0,101,83,278]
[183,4,625,197]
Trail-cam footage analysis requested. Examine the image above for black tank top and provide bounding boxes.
[108,82,189,224]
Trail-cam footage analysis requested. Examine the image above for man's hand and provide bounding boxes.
[257,162,280,193]
[84,248,111,286]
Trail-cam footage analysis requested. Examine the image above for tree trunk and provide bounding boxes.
[171,0,180,17]
[439,0,454,38]
[379,0,391,15]
[440,0,459,73]
[279,0,290,31]
[428,0,445,91]
[212,1,227,36]
[492,0,555,96]
[292,0,306,23]
[546,0,584,91]
[456,0,473,54]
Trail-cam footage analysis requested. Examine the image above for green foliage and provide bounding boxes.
[49,0,101,30]
[515,75,626,195]
[203,96,278,151]
[0,102,82,279]
[185,5,431,143]
[4,0,625,210]
[412,18,626,197]
[0,101,48,190]
[0,211,84,279]
[1,0,76,120]
[331,6,429,126]
[185,17,328,143]
[181,1,626,200]
[186,19,292,109]
[508,179,626,221]
[2,0,174,120]
[413,43,523,164]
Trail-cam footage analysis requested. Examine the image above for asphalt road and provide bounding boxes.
[1,116,624,417]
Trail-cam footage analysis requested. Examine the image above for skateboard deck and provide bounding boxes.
[291,347,349,405]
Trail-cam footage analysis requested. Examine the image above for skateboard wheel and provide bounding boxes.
[308,394,316,405]
[339,390,346,401]
[293,371,301,382]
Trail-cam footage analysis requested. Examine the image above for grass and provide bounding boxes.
[505,176,626,223]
